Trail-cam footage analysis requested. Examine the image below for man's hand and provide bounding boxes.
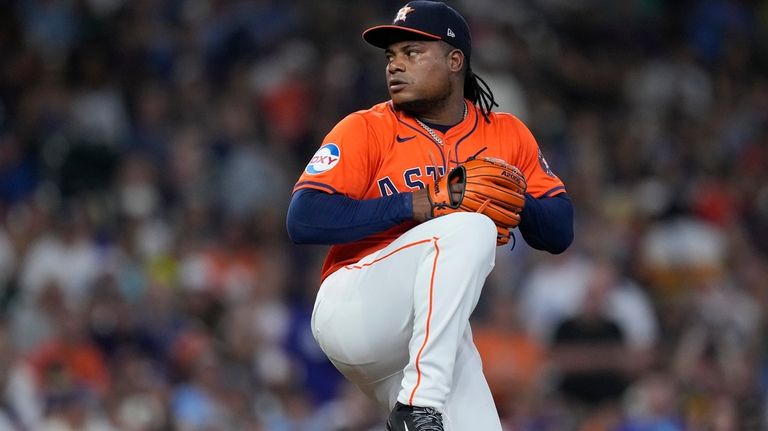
[413,157,527,245]
[412,184,462,223]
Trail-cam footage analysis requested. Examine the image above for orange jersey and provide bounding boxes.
[293,100,566,280]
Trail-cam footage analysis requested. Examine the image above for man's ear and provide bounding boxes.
[448,49,464,73]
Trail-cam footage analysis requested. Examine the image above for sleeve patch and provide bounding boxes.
[305,143,341,175]
[538,149,555,177]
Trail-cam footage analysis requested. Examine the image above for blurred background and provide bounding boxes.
[0,0,767,430]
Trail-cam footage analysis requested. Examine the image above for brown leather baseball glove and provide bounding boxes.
[427,157,527,245]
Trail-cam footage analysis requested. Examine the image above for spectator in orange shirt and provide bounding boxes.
[28,309,111,401]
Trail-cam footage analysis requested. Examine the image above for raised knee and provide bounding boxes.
[455,212,496,238]
[439,213,497,252]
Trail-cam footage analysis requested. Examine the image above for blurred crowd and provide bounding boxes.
[0,0,767,430]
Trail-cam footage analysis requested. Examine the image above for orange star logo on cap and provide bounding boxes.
[394,5,415,22]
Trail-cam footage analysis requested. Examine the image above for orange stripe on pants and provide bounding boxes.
[409,238,440,405]
[344,238,435,270]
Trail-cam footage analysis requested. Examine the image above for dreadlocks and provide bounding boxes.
[464,68,498,123]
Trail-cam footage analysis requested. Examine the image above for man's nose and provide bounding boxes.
[387,57,405,73]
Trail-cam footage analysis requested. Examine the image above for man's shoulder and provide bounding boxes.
[351,101,396,121]
[338,101,397,131]
[482,109,526,126]
[475,109,535,138]
[327,101,397,140]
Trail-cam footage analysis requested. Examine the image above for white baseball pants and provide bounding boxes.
[311,213,503,430]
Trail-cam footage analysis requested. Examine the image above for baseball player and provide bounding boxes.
[286,2,573,430]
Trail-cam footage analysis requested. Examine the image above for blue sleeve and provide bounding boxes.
[286,188,414,245]
[518,193,574,254]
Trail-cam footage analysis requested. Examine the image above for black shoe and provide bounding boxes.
[385,402,444,431]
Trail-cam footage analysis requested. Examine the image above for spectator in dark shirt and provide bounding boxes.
[549,259,640,408]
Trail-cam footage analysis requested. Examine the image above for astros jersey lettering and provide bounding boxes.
[294,100,565,280]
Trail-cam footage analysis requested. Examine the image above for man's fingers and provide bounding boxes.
[449,183,463,204]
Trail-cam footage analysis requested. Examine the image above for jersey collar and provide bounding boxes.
[390,99,478,139]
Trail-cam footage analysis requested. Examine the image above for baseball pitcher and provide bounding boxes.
[286,2,574,430]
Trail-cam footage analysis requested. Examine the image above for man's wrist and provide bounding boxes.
[411,189,433,222]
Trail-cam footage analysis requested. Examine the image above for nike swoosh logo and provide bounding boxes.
[396,135,416,143]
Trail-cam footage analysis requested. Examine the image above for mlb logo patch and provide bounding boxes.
[306,143,341,175]
[538,149,555,177]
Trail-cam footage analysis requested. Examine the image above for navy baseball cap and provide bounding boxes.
[363,1,472,61]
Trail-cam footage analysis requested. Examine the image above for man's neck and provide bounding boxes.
[414,99,467,126]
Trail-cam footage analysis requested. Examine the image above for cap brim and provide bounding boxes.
[362,25,441,49]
